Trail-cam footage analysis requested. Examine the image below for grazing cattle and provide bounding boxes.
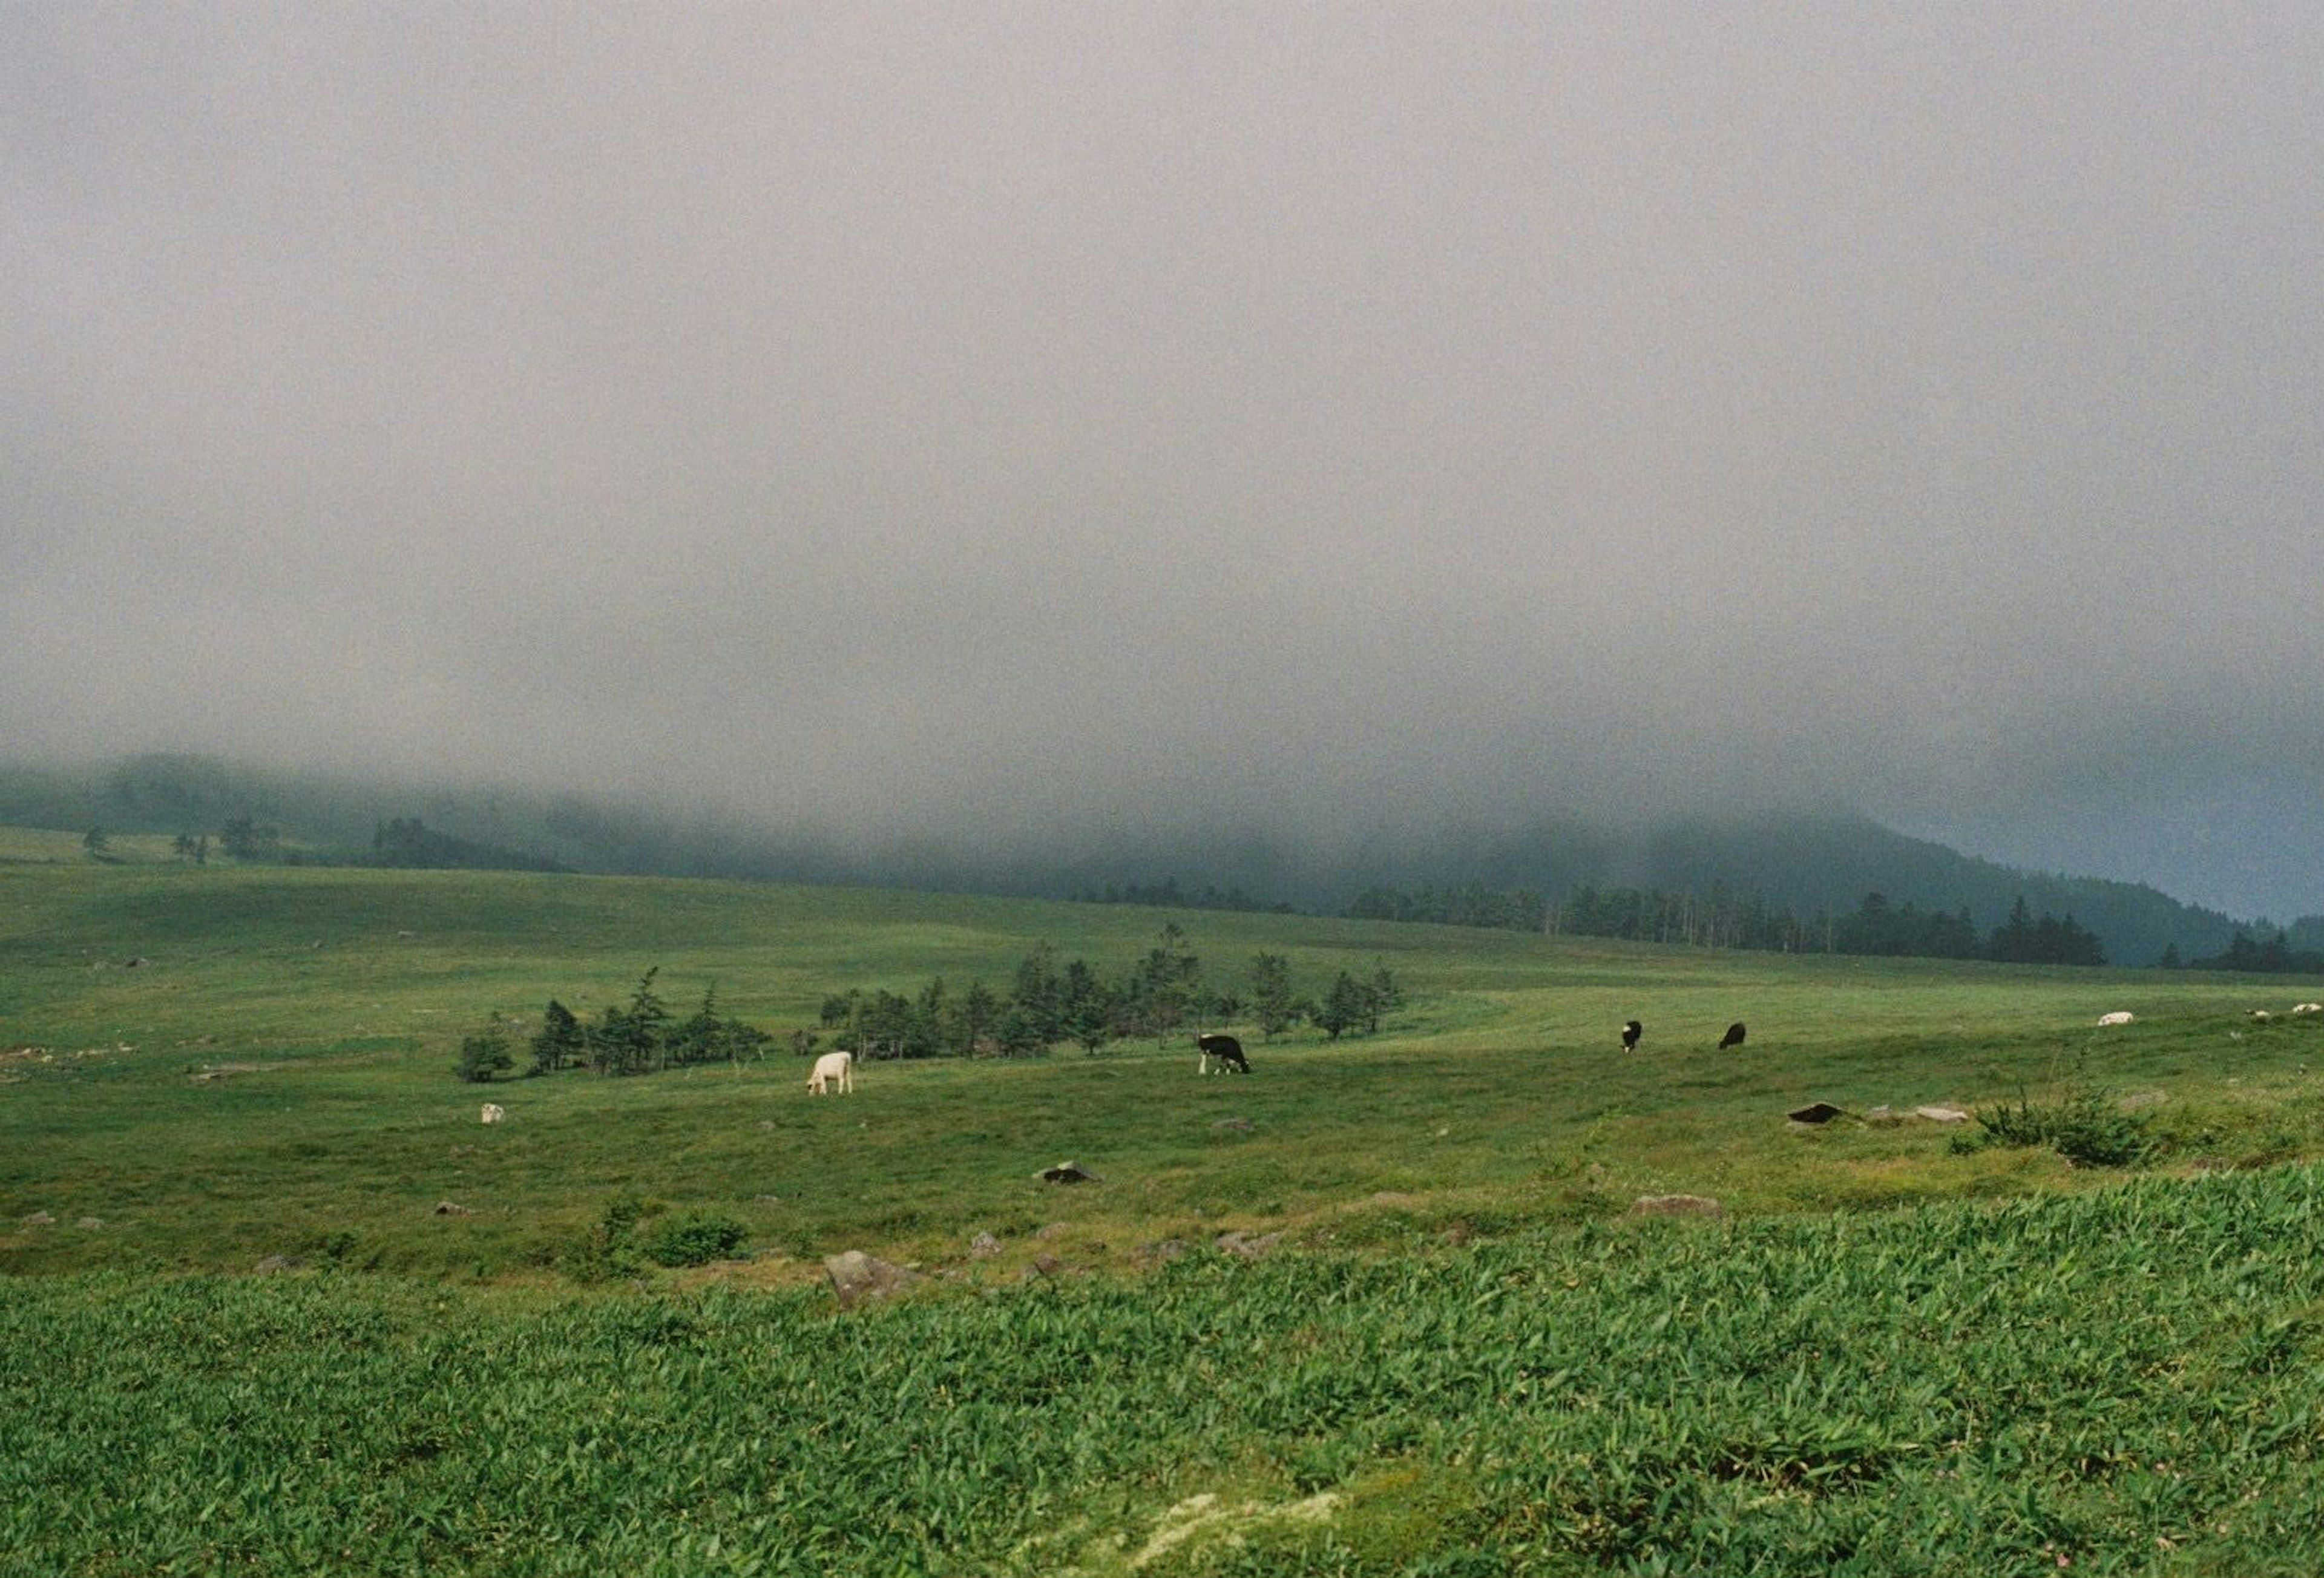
[1620,1020,1643,1053]
[2294,1003,2323,1015]
[2251,1010,2273,1022]
[2096,1011,2135,1027]
[807,1050,854,1095]
[1196,1031,1249,1075]
[479,1103,504,1124]
[1718,1022,1747,1051]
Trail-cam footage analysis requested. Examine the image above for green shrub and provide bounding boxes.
[453,1029,511,1083]
[1960,1085,2155,1168]
[644,1211,748,1268]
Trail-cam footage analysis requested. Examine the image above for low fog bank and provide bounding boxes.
[8,6,2322,924]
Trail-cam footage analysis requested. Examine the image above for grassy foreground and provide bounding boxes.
[8,851,2324,1572]
[8,1167,2324,1576]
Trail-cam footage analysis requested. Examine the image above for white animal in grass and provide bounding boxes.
[807,1050,855,1095]
[2293,1003,2322,1015]
[480,1103,505,1123]
[2096,1011,2135,1027]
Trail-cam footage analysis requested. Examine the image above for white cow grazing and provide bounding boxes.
[2293,1003,2322,1015]
[480,1103,505,1124]
[2096,1011,2135,1027]
[807,1050,855,1095]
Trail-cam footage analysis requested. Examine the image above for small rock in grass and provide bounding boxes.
[1215,1229,1287,1259]
[824,1250,922,1309]
[254,1254,305,1272]
[75,1217,103,1229]
[970,1231,1002,1257]
[1788,1102,1845,1125]
[1211,1117,1253,1131]
[432,1200,473,1216]
[1914,1105,1971,1123]
[1032,1221,1071,1240]
[21,1211,54,1227]
[1628,1194,1722,1218]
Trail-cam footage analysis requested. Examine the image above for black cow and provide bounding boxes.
[1620,1019,1643,1053]
[1196,1031,1250,1075]
[1719,1022,1747,1050]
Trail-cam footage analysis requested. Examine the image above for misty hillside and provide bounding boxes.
[0,754,2271,966]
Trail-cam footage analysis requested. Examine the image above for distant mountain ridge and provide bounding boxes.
[0,753,2282,966]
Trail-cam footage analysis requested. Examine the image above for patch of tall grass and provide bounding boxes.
[7,1165,2324,1574]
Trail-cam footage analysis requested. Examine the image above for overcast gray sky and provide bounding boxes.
[6,4,2322,917]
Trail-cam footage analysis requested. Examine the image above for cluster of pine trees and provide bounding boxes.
[458,969,773,1081]
[818,927,1403,1061]
[460,931,1407,1082]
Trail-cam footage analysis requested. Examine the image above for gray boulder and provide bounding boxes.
[824,1250,922,1309]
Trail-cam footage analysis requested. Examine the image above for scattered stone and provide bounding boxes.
[123,956,147,968]
[1914,1105,1972,1124]
[824,1250,922,1309]
[1215,1229,1287,1259]
[1863,1105,1900,1125]
[432,1200,473,1216]
[1032,1221,1071,1240]
[970,1231,1003,1257]
[74,1217,103,1229]
[755,1194,782,1204]
[1211,1117,1253,1131]
[1030,1252,1064,1277]
[20,1211,54,1227]
[254,1254,306,1272]
[1039,1161,1101,1184]
[1140,1238,1189,1263]
[1629,1194,1723,1218]
[758,1120,775,1131]
[1787,1102,1845,1125]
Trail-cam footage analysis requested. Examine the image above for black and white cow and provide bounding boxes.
[1196,1032,1250,1074]
[1620,1019,1643,1053]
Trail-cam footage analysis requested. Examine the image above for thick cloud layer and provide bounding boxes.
[6,5,2322,916]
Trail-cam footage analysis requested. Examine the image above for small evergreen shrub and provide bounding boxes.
[645,1211,748,1268]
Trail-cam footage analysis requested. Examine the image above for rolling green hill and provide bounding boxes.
[6,849,2320,1282]
[0,752,2274,965]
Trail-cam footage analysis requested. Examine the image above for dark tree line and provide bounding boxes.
[368,817,570,873]
[2180,930,2324,975]
[1551,886,2108,966]
[1069,879,1299,915]
[1344,884,1549,933]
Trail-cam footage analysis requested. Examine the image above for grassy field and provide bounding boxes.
[7,850,2324,1572]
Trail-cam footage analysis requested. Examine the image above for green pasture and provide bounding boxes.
[10,852,2324,1573]
[5,855,2323,1281]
